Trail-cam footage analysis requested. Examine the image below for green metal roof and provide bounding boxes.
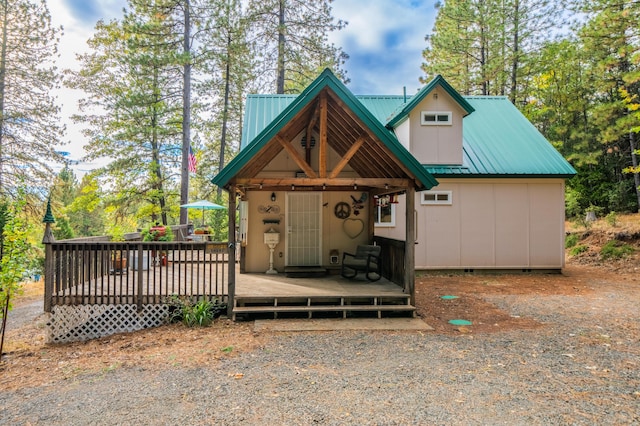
[240,94,406,149]
[426,97,576,178]
[223,75,575,186]
[214,69,438,189]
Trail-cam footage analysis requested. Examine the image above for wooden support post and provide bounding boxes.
[404,187,416,305]
[368,190,375,243]
[319,90,327,178]
[43,243,53,313]
[42,222,55,313]
[136,243,143,311]
[227,186,237,318]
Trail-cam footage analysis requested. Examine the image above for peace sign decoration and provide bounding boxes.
[334,202,351,219]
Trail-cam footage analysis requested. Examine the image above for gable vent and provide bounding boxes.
[300,135,316,148]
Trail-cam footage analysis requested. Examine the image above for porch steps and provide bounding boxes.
[232,294,415,320]
[284,266,327,278]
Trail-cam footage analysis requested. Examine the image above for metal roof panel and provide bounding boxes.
[226,82,575,186]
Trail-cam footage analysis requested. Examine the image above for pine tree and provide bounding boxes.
[67,0,186,225]
[422,0,565,104]
[195,0,252,199]
[578,0,640,211]
[246,0,348,94]
[0,0,64,198]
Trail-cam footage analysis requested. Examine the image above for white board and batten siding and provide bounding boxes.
[375,179,567,270]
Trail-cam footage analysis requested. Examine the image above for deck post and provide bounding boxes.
[136,242,144,311]
[42,200,56,313]
[227,185,237,318]
[43,242,54,313]
[404,186,416,305]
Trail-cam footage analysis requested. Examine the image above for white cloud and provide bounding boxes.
[329,0,437,95]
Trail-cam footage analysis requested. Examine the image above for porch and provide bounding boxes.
[234,272,413,321]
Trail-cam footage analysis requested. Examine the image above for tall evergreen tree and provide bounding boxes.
[422,0,565,104]
[0,0,64,198]
[196,0,252,198]
[67,0,186,225]
[246,0,348,94]
[578,0,640,211]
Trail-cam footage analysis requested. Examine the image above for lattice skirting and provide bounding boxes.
[46,304,170,344]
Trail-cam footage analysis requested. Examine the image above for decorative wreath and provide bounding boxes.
[334,201,351,219]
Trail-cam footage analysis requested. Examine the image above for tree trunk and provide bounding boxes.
[217,34,231,199]
[0,0,8,194]
[180,0,191,224]
[510,0,520,104]
[630,131,640,211]
[151,66,168,226]
[478,0,487,96]
[276,0,285,94]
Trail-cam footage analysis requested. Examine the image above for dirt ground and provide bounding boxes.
[1,215,639,392]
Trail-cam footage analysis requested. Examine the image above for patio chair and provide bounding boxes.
[341,244,382,281]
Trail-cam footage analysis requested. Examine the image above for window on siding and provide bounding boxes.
[374,204,395,227]
[421,111,452,126]
[421,190,452,205]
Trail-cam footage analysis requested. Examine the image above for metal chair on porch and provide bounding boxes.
[341,245,382,281]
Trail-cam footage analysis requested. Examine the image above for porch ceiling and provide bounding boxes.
[232,87,416,193]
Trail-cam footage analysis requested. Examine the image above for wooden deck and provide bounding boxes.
[234,272,414,320]
[51,258,230,306]
[47,240,412,320]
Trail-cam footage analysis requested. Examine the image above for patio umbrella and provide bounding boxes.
[180,200,226,226]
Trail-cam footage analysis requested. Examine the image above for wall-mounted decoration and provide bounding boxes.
[342,218,364,239]
[258,204,280,214]
[375,194,399,207]
[350,193,368,216]
[334,202,351,219]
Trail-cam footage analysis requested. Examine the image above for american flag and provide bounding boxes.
[188,146,197,173]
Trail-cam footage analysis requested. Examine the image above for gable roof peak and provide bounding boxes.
[212,67,438,190]
[386,75,475,128]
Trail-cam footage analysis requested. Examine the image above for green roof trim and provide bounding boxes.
[386,75,475,129]
[213,68,438,190]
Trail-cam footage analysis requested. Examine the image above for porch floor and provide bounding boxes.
[234,272,414,320]
[236,272,405,298]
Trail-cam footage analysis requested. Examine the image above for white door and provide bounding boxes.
[286,192,322,266]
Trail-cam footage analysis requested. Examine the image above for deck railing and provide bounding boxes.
[44,240,229,312]
[373,236,406,288]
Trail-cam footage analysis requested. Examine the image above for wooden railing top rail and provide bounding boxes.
[49,224,196,244]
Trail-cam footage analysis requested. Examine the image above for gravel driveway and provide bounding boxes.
[1,272,639,425]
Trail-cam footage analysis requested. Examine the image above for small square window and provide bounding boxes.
[421,111,452,126]
[421,191,452,205]
[374,204,395,227]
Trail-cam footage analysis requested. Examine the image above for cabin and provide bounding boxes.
[40,70,575,344]
[212,69,576,318]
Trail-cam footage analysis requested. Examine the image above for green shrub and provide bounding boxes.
[600,240,634,260]
[570,245,589,256]
[167,296,227,327]
[605,211,618,227]
[572,215,591,230]
[565,234,579,248]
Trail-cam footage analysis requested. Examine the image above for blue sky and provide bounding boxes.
[50,0,438,169]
